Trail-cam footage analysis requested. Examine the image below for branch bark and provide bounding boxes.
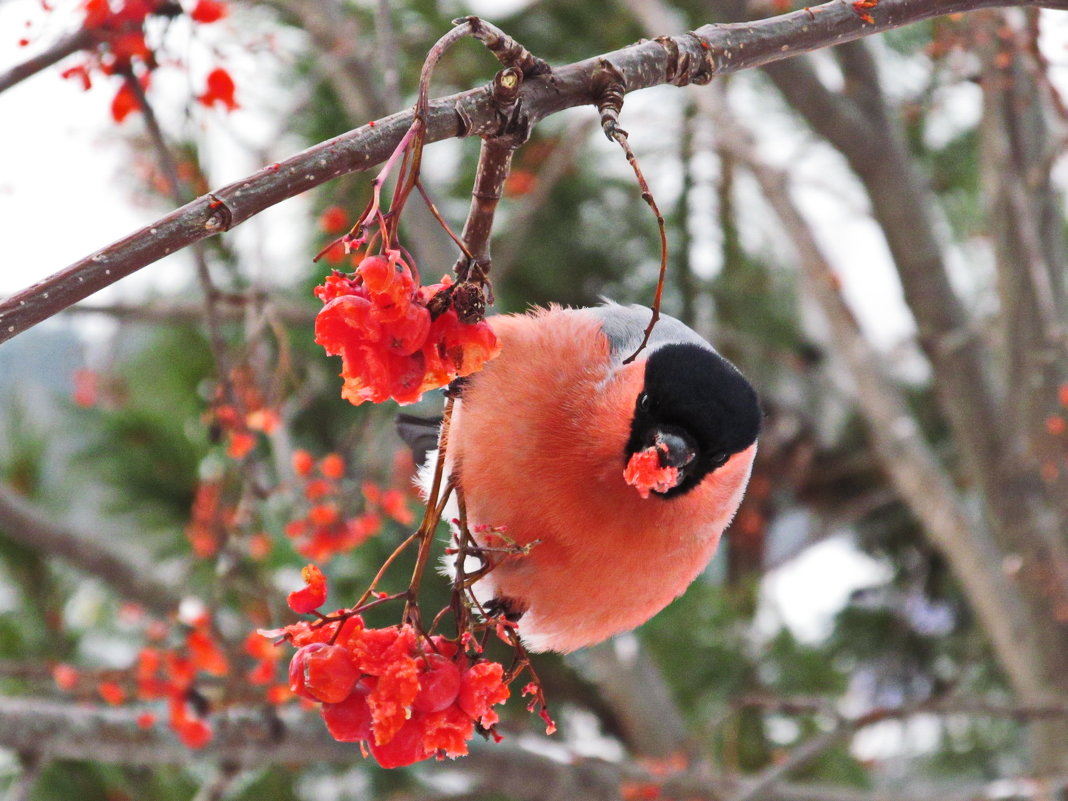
[0,28,94,94]
[0,484,183,614]
[3,0,1067,344]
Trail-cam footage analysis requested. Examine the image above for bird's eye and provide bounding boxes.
[710,452,729,467]
[637,393,650,411]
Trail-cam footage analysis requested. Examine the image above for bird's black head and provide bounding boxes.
[625,343,761,498]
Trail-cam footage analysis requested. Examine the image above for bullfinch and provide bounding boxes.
[417,302,761,653]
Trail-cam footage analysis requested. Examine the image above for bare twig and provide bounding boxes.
[735,693,1068,720]
[450,15,551,78]
[4,0,1066,343]
[594,59,669,364]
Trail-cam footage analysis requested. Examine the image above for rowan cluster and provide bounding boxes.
[314,255,500,406]
[27,0,238,122]
[276,567,511,768]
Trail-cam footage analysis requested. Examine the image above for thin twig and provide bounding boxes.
[416,180,474,261]
[450,15,551,78]
[403,397,455,625]
[594,60,669,364]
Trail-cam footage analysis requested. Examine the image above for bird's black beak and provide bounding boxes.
[652,427,697,471]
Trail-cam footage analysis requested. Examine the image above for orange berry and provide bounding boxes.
[319,205,348,234]
[52,664,79,691]
[287,564,328,614]
[308,503,340,526]
[97,681,126,705]
[319,453,345,480]
[136,712,157,729]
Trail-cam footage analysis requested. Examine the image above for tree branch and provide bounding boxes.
[3,0,1066,343]
[3,694,1066,801]
[0,484,183,614]
[569,636,690,758]
[0,28,94,94]
[706,91,1050,703]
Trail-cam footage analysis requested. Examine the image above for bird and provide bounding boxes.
[412,301,761,653]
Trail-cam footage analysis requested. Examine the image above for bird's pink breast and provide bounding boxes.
[452,308,755,652]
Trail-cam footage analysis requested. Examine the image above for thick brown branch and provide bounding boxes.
[2,0,1068,344]
[455,138,517,287]
[0,485,183,614]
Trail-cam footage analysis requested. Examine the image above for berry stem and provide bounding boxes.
[402,397,456,624]
[593,61,669,365]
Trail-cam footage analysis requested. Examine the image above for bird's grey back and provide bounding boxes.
[579,302,714,362]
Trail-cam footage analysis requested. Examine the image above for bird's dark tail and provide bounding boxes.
[395,413,442,469]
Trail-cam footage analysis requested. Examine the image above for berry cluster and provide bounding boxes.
[314,253,500,406]
[210,366,282,461]
[275,569,510,768]
[184,479,231,558]
[52,605,289,749]
[285,450,414,562]
[33,0,234,123]
[623,447,680,498]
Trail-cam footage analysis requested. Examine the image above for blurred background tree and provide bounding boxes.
[1,0,1068,799]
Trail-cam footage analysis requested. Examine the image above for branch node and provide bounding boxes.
[453,16,552,79]
[206,194,235,232]
[684,31,717,85]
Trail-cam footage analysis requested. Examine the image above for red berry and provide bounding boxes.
[457,660,509,725]
[287,564,328,614]
[413,654,462,714]
[288,642,325,699]
[368,714,428,768]
[292,450,314,477]
[357,255,394,294]
[321,686,372,742]
[289,643,360,703]
[191,0,227,24]
[384,303,431,356]
[428,635,461,660]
